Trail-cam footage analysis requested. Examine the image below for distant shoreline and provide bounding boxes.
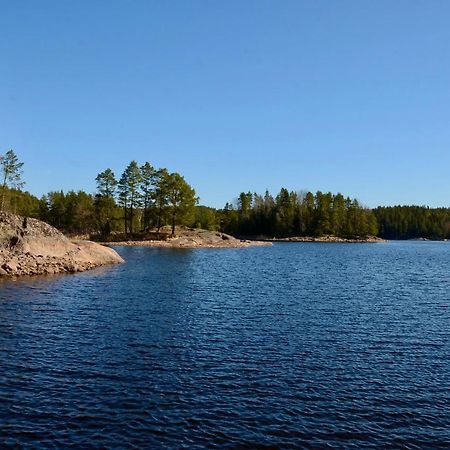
[240,235,385,244]
[104,239,270,249]
[97,228,271,249]
[99,231,385,248]
[97,231,450,250]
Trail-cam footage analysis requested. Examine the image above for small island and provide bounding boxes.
[96,226,271,249]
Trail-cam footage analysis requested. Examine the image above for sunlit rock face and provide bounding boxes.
[0,213,124,277]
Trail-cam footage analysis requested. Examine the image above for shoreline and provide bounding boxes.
[240,235,385,244]
[0,213,124,278]
[96,228,272,249]
[100,234,385,248]
[102,239,271,249]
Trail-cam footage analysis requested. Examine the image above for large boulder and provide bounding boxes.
[0,213,124,277]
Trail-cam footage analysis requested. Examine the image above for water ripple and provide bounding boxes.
[1,242,449,448]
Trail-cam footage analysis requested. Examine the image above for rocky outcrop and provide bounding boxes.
[102,227,271,249]
[0,213,124,277]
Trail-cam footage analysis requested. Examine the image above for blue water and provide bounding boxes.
[1,242,449,448]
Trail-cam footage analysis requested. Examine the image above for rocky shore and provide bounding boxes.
[101,228,271,249]
[0,213,124,277]
[266,235,384,243]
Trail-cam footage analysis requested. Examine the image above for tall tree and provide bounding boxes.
[153,168,170,232]
[46,191,67,229]
[237,191,253,234]
[117,172,130,234]
[140,162,156,230]
[95,168,118,235]
[95,168,117,198]
[314,191,333,236]
[331,193,347,236]
[0,149,24,212]
[118,161,142,234]
[165,172,197,235]
[275,188,296,236]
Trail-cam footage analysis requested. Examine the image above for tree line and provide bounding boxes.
[1,150,198,236]
[220,189,379,238]
[2,149,449,240]
[374,206,450,240]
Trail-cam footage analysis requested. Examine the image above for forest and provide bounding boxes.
[374,206,450,240]
[0,151,198,237]
[220,190,378,238]
[1,150,449,240]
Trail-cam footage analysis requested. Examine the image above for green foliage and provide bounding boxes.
[42,190,95,234]
[218,203,239,235]
[95,168,118,236]
[3,150,448,241]
[192,206,219,231]
[1,149,24,211]
[374,206,450,240]
[152,168,170,231]
[118,161,143,233]
[95,168,117,198]
[165,172,198,235]
[93,163,197,236]
[0,187,40,217]
[222,188,378,238]
[140,162,156,230]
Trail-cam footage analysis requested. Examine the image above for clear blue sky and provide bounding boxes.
[1,1,449,208]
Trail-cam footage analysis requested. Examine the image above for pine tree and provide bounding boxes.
[140,162,156,230]
[0,149,24,212]
[153,168,170,232]
[165,172,197,235]
[95,168,118,235]
[95,168,117,198]
[118,161,142,234]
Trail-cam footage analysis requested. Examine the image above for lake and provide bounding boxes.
[1,242,449,448]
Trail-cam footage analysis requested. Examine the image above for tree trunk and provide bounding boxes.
[0,177,7,212]
[157,203,162,232]
[129,206,133,234]
[171,212,176,235]
[123,207,128,234]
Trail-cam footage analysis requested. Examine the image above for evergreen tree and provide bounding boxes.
[331,193,346,236]
[95,168,118,235]
[221,188,381,239]
[237,192,253,234]
[303,191,315,236]
[118,161,142,233]
[153,168,170,232]
[46,191,67,229]
[374,206,450,240]
[0,149,24,212]
[275,188,296,236]
[95,168,117,198]
[140,162,156,230]
[165,172,197,235]
[193,206,219,230]
[314,191,333,236]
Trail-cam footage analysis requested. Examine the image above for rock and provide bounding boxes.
[0,212,124,278]
[4,259,19,272]
[98,226,271,249]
